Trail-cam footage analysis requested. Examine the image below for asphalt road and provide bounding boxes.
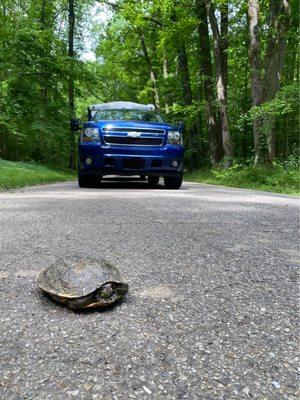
[0,179,299,400]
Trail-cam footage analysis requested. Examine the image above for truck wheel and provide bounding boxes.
[148,176,159,188]
[164,175,183,189]
[78,173,99,188]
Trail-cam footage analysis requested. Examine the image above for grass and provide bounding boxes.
[1,158,298,195]
[185,164,300,195]
[0,159,76,190]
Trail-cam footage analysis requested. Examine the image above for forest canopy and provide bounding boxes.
[0,0,298,170]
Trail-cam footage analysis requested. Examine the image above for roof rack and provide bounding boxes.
[89,101,155,112]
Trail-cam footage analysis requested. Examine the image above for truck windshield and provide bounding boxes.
[93,109,164,123]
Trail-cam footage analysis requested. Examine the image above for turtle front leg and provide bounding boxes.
[65,293,94,309]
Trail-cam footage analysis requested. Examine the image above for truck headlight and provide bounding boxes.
[82,127,99,142]
[167,131,182,145]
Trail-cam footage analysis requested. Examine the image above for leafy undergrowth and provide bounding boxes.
[0,159,76,190]
[185,164,299,195]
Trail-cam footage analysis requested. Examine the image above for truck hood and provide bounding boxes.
[85,120,179,131]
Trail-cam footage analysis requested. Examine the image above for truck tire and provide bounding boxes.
[164,175,183,189]
[148,176,159,188]
[78,172,99,188]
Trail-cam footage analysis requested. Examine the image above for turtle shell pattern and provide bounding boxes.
[37,256,126,299]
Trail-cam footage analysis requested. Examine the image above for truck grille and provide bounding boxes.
[102,127,165,146]
[103,127,165,134]
[104,136,163,146]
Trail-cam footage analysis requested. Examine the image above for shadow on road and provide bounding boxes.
[39,289,128,314]
[86,176,168,190]
[104,177,162,189]
[76,176,189,191]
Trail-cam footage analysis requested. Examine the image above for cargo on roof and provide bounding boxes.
[89,101,155,112]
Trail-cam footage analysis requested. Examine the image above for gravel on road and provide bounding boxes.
[0,180,299,399]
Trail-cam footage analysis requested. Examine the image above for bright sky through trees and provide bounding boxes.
[81,4,110,61]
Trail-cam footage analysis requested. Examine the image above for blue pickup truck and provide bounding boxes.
[77,101,184,189]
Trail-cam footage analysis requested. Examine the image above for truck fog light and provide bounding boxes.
[86,157,93,165]
[171,160,179,167]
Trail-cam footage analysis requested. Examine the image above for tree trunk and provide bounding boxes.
[196,0,222,165]
[40,0,47,25]
[220,2,228,101]
[140,36,160,112]
[162,49,170,114]
[178,45,193,107]
[205,0,233,167]
[248,0,268,164]
[68,0,76,169]
[177,44,193,150]
[177,43,200,169]
[39,0,48,153]
[262,0,291,161]
[242,53,250,159]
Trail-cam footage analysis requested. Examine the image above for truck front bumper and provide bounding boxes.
[78,144,184,177]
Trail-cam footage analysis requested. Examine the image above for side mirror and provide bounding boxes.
[178,121,185,131]
[70,118,82,132]
[87,108,92,121]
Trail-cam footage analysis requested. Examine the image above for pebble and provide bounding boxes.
[143,386,152,395]
[272,380,281,389]
[242,387,250,396]
[67,390,79,397]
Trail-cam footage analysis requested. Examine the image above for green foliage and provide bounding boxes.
[0,0,91,166]
[249,83,299,119]
[185,162,299,195]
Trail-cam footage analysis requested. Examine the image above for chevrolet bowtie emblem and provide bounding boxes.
[127,132,142,138]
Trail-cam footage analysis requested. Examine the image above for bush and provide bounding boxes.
[184,162,299,195]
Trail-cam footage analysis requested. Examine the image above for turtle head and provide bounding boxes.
[97,282,128,298]
[97,283,114,299]
[115,283,129,296]
[94,282,128,306]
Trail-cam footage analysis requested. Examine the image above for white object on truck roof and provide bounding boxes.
[89,101,155,112]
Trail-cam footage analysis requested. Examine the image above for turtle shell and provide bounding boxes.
[37,256,126,299]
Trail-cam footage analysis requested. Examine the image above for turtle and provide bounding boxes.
[37,256,128,309]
